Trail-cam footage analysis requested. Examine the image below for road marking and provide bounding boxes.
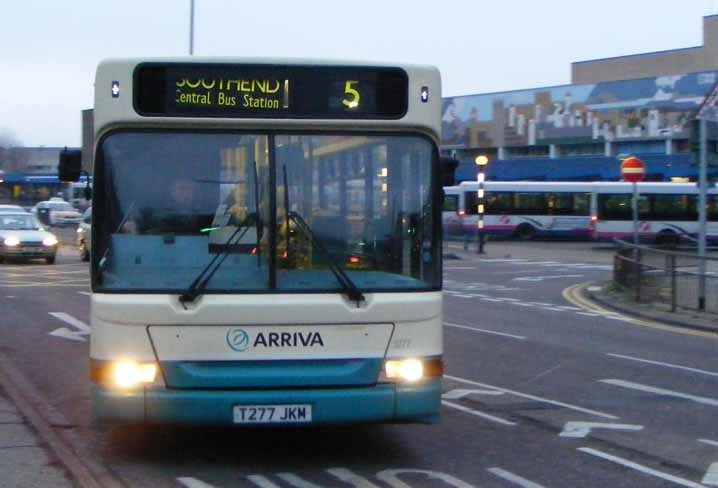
[444,267,475,270]
[478,258,529,263]
[377,469,478,488]
[441,400,516,426]
[487,467,546,488]
[600,379,718,406]
[445,374,618,419]
[559,421,643,438]
[577,312,602,317]
[442,388,504,399]
[48,312,90,342]
[444,322,526,340]
[587,286,603,292]
[247,475,283,488]
[607,353,718,377]
[703,463,718,486]
[325,468,382,487]
[700,439,718,447]
[77,291,91,296]
[514,274,584,282]
[499,297,520,301]
[563,283,718,339]
[277,473,326,488]
[451,294,476,298]
[578,447,707,488]
[177,478,219,488]
[480,297,506,302]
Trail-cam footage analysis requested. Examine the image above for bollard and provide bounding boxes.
[670,254,677,312]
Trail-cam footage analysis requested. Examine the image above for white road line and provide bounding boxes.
[480,298,506,302]
[508,302,534,307]
[444,267,476,270]
[479,258,529,263]
[599,379,718,406]
[699,439,718,447]
[48,312,90,333]
[703,463,718,486]
[177,478,219,488]
[540,307,570,312]
[444,322,526,340]
[445,374,618,419]
[277,473,325,488]
[487,467,546,488]
[577,312,602,317]
[77,291,91,296]
[441,400,516,426]
[451,294,476,298]
[557,306,582,310]
[500,297,520,301]
[607,353,718,378]
[246,475,283,488]
[514,274,584,282]
[529,302,556,307]
[578,447,707,488]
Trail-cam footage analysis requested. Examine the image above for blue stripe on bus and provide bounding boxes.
[91,379,442,425]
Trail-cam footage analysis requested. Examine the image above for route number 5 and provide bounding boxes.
[342,81,360,109]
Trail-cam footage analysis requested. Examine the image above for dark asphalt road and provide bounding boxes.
[0,242,717,488]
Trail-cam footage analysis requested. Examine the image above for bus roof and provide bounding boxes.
[93,57,441,142]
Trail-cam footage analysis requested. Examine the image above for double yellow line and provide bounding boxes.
[562,283,718,339]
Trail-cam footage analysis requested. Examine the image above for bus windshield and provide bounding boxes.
[95,131,439,293]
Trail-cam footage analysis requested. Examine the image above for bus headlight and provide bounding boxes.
[43,235,58,246]
[385,358,424,382]
[3,236,20,247]
[112,361,158,389]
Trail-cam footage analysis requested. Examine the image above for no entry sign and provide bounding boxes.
[621,156,646,183]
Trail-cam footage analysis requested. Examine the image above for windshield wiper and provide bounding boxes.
[179,215,254,305]
[287,211,365,306]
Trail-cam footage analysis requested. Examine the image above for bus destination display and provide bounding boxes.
[134,64,408,119]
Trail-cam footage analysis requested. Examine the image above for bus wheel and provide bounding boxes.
[515,224,536,241]
[655,232,679,248]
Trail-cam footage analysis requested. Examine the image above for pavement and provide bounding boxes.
[0,384,73,488]
[586,281,718,333]
[1,241,718,487]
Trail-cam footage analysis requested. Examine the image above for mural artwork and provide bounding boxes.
[442,71,718,148]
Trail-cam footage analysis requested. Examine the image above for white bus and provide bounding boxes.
[445,181,718,244]
[59,58,444,426]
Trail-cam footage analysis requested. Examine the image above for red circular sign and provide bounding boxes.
[621,156,646,183]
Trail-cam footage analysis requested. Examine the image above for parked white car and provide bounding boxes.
[77,207,91,262]
[33,200,82,227]
[0,204,29,214]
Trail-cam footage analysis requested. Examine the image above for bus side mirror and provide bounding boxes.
[440,156,459,187]
[58,148,82,182]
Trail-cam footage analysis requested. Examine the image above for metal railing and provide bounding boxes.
[613,239,718,314]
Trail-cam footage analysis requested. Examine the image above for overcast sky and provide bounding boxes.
[1,0,717,147]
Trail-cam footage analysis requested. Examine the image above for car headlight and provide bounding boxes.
[43,235,58,246]
[3,236,20,247]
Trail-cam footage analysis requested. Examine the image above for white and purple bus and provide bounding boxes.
[444,181,718,244]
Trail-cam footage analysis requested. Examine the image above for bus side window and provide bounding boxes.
[709,196,718,222]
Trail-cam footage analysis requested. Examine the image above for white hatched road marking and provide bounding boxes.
[446,374,619,419]
[487,468,546,488]
[600,379,718,406]
[377,469,478,488]
[441,400,517,426]
[325,468,382,488]
[177,478,219,488]
[247,475,283,488]
[578,447,707,488]
[607,353,718,377]
[444,322,526,340]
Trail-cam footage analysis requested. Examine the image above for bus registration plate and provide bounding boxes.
[233,404,312,424]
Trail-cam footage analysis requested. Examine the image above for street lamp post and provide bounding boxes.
[475,155,489,254]
[189,0,195,55]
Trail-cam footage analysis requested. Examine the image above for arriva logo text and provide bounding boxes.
[226,329,325,352]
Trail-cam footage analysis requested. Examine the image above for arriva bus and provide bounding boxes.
[59,58,444,425]
[446,181,718,243]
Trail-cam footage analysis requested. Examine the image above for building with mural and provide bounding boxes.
[443,16,718,183]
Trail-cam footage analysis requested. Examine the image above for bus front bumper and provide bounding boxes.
[91,379,441,425]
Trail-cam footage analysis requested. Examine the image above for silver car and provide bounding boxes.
[0,213,58,264]
[77,207,91,262]
[0,204,29,214]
